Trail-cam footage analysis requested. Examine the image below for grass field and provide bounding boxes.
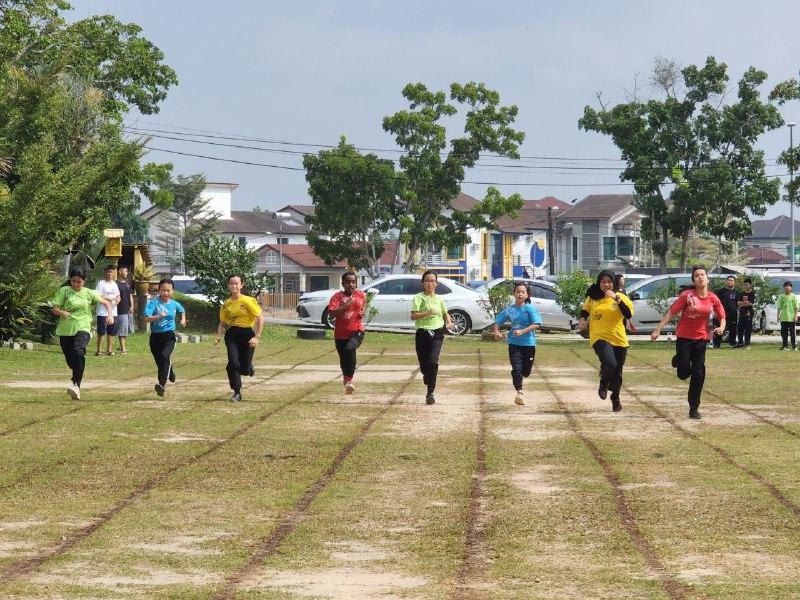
[0,327,799,600]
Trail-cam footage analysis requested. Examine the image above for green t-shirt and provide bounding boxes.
[777,293,799,322]
[52,286,102,336]
[412,293,447,330]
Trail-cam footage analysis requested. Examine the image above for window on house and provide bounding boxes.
[446,244,463,260]
[265,250,278,265]
[617,236,633,257]
[164,238,177,256]
[276,237,289,245]
[603,237,616,261]
[572,236,578,261]
[309,276,329,292]
[238,236,247,247]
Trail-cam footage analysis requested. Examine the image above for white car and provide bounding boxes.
[476,278,572,331]
[296,274,492,335]
[170,275,209,302]
[758,273,800,332]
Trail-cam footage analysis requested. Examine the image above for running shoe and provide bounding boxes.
[745,346,751,350]
[425,393,435,405]
[66,383,80,401]
[780,346,789,351]
[514,390,525,406]
[689,408,701,419]
[611,396,622,412]
[154,383,165,397]
[345,382,355,395]
[230,392,242,402]
[671,355,678,368]
[598,381,608,400]
[168,368,176,383]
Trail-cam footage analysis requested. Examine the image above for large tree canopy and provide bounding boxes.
[304,137,402,278]
[0,0,176,336]
[579,57,783,268]
[383,82,525,271]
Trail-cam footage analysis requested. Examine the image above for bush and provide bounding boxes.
[554,270,593,321]
[0,265,62,341]
[173,293,218,333]
[477,284,513,322]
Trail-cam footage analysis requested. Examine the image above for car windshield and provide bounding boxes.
[173,279,202,294]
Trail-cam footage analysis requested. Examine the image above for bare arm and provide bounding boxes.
[249,313,265,348]
[650,310,675,341]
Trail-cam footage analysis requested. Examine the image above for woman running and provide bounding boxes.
[577,270,633,412]
[215,275,264,402]
[144,278,186,397]
[327,271,366,394]
[51,267,115,400]
[411,271,454,405]
[492,281,542,406]
[650,265,725,419]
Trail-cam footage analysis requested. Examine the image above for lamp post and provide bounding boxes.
[272,212,291,309]
[789,122,796,272]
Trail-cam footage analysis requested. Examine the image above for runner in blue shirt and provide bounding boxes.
[144,278,186,396]
[492,281,542,406]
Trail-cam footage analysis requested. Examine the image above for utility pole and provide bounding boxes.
[790,122,797,272]
[547,206,556,275]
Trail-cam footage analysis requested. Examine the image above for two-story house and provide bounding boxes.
[741,215,800,264]
[555,194,645,275]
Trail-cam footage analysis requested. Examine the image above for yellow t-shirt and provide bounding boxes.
[582,293,633,348]
[219,295,262,328]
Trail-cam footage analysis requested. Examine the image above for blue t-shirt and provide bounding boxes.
[144,298,185,333]
[495,302,542,346]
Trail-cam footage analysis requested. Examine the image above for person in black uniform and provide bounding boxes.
[713,275,740,348]
[736,278,756,349]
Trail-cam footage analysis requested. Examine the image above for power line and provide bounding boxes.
[144,146,641,186]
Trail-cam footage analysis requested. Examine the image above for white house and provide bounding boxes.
[554,194,646,274]
[140,183,309,274]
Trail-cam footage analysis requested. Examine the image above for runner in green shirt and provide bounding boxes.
[411,271,454,405]
[51,268,115,400]
[777,281,799,350]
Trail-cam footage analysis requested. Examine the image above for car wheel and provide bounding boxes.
[447,310,471,335]
[322,308,335,330]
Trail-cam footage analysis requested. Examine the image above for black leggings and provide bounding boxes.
[59,332,90,387]
[415,328,445,394]
[675,337,707,409]
[149,331,176,386]
[737,315,753,346]
[713,311,738,347]
[592,340,627,400]
[781,322,797,348]
[508,344,535,391]
[225,326,256,393]
[335,332,364,379]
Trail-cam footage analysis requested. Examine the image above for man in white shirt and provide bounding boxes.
[95,265,121,356]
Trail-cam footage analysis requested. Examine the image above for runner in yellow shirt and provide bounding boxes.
[214,275,264,402]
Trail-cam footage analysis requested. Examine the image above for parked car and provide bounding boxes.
[626,273,694,333]
[758,272,800,332]
[296,274,493,335]
[170,275,209,302]
[475,278,572,331]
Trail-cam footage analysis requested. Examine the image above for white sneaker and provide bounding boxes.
[66,384,80,400]
[514,390,525,406]
[345,382,355,395]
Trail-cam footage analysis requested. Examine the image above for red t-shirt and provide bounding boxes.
[328,290,366,339]
[670,289,725,341]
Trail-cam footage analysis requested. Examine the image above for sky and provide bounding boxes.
[70,0,800,218]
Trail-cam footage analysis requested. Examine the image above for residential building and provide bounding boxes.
[554,194,645,274]
[140,183,309,274]
[742,215,800,263]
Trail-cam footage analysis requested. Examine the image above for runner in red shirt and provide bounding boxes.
[650,266,725,419]
[327,271,367,394]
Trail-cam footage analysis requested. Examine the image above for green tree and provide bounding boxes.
[580,57,783,269]
[183,235,273,307]
[303,137,402,278]
[0,0,176,336]
[382,82,525,271]
[157,174,216,273]
[554,270,593,322]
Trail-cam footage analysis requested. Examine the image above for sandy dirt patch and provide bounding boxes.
[0,540,37,557]
[507,466,568,495]
[384,390,478,438]
[34,564,219,592]
[676,551,800,583]
[0,519,45,531]
[129,532,228,556]
[151,433,223,444]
